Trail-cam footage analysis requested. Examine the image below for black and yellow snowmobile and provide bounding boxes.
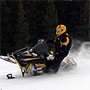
[0,40,77,78]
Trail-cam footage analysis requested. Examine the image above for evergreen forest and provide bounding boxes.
[1,0,90,55]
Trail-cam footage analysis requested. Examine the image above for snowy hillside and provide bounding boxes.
[0,42,90,90]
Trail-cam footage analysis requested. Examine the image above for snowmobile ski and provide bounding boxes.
[0,56,16,64]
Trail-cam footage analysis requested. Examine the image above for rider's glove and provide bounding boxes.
[32,53,37,57]
[47,54,54,61]
[29,49,33,52]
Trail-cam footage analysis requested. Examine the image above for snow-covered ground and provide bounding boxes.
[0,42,90,90]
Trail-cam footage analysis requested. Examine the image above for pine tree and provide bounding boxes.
[0,1,1,54]
[15,0,29,49]
[44,1,58,39]
[1,0,12,55]
[33,1,48,39]
[23,1,48,44]
[82,1,89,41]
[23,1,37,45]
[76,1,89,41]
[89,1,90,41]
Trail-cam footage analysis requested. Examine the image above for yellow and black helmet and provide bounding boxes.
[56,25,66,36]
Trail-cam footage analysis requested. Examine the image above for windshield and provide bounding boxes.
[32,42,49,56]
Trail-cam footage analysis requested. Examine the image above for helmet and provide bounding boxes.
[56,25,66,36]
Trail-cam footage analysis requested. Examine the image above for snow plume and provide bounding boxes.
[70,41,90,62]
[77,42,90,59]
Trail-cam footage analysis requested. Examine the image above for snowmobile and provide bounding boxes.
[0,40,77,78]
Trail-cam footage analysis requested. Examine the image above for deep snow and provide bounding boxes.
[0,42,90,90]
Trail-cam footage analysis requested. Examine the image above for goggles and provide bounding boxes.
[56,29,63,33]
[56,30,60,33]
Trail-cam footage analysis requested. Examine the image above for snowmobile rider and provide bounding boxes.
[46,25,72,73]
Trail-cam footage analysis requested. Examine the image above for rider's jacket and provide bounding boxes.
[47,32,72,55]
